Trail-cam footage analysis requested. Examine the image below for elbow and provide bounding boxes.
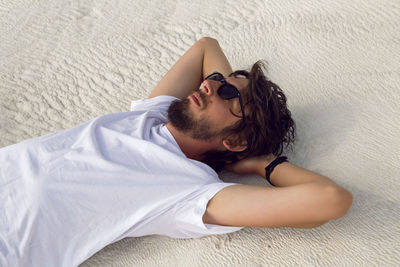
[326,185,353,220]
[199,36,218,44]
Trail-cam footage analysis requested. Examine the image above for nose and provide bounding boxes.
[202,80,218,96]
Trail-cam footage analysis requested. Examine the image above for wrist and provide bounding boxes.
[268,161,290,184]
[255,157,276,177]
[264,156,289,186]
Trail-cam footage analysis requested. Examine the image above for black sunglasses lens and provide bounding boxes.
[206,72,224,82]
[218,84,239,99]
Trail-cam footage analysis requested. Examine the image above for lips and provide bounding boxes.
[190,92,201,107]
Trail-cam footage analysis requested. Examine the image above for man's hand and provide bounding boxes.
[225,154,276,176]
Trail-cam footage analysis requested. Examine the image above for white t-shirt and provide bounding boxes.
[0,95,244,267]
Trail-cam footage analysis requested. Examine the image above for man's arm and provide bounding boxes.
[227,154,343,188]
[203,156,353,228]
[148,37,233,99]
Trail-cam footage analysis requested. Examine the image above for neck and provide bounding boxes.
[166,122,222,161]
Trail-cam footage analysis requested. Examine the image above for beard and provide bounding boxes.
[167,91,219,141]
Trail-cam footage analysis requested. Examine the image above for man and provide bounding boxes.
[0,37,352,266]
[151,37,352,227]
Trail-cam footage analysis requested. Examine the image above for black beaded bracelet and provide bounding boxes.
[265,156,288,186]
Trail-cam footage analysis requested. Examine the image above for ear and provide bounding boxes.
[222,139,248,152]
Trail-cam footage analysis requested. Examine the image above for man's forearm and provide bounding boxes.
[201,37,233,78]
[256,160,353,226]
[148,37,232,99]
[256,161,339,188]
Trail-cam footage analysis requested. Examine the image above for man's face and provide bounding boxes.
[168,75,249,141]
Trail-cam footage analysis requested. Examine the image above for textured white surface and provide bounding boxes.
[1,0,399,266]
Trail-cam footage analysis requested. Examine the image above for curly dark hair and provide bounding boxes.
[202,60,296,172]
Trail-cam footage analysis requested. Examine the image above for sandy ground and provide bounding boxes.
[1,0,399,266]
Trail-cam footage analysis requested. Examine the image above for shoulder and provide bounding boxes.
[130,95,179,112]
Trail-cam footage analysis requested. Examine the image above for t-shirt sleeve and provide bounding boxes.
[130,95,179,113]
[169,183,244,239]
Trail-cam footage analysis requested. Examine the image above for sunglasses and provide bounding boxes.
[204,72,246,122]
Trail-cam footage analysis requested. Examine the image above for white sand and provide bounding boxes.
[1,0,399,266]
